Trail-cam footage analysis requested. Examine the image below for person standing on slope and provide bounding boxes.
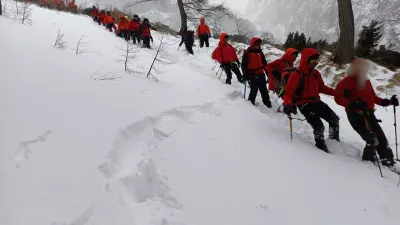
[283,48,339,152]
[335,58,400,172]
[91,6,98,22]
[117,16,130,41]
[139,18,153,49]
[179,26,195,55]
[214,33,244,85]
[196,17,211,48]
[241,37,272,108]
[266,48,299,96]
[129,15,141,44]
[97,10,105,26]
[104,11,116,32]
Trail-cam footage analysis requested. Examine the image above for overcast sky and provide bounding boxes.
[213,0,250,14]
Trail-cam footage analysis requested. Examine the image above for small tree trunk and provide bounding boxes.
[335,0,355,63]
[177,0,187,28]
[1,0,3,16]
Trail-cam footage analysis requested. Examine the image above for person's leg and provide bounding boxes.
[224,64,233,84]
[185,44,194,55]
[205,35,209,47]
[299,103,327,152]
[199,36,205,48]
[248,76,259,105]
[368,114,395,166]
[258,75,271,108]
[231,63,243,82]
[316,101,340,141]
[347,112,378,162]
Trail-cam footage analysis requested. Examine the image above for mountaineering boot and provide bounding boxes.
[226,79,232,85]
[362,145,376,163]
[238,77,244,84]
[381,159,400,175]
[263,100,272,108]
[315,139,329,153]
[329,126,340,141]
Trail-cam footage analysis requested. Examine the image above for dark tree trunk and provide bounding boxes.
[177,0,187,28]
[0,0,3,16]
[335,0,355,63]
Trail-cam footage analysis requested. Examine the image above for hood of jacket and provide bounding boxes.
[299,48,320,74]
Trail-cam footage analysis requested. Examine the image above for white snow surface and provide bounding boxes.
[1,4,400,225]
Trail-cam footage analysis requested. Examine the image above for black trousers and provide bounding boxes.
[224,62,242,83]
[185,43,194,55]
[298,101,339,142]
[131,31,140,44]
[347,112,394,162]
[119,30,129,41]
[248,74,271,106]
[142,36,151,48]
[199,34,209,48]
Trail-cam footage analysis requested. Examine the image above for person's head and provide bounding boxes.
[106,11,110,15]
[347,58,372,90]
[200,17,205,24]
[143,18,149,24]
[133,14,138,20]
[92,6,95,9]
[219,33,229,44]
[307,54,319,69]
[125,16,129,20]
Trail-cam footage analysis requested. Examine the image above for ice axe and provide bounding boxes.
[393,95,399,161]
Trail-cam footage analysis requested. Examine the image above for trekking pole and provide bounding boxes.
[216,67,221,75]
[243,81,247,99]
[218,69,224,79]
[393,102,399,161]
[177,46,181,51]
[288,116,293,141]
[212,62,218,70]
[364,114,384,178]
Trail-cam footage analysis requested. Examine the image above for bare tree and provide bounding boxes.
[233,13,250,37]
[1,0,3,16]
[146,35,175,81]
[20,0,32,25]
[13,0,19,21]
[54,29,68,48]
[333,0,355,64]
[116,41,136,72]
[72,34,89,55]
[127,0,230,28]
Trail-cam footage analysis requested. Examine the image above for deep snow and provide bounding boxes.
[1,3,400,225]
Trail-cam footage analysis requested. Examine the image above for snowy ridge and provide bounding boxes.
[2,3,400,225]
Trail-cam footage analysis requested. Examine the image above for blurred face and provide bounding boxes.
[224,35,229,43]
[291,52,298,62]
[254,40,262,49]
[308,57,319,69]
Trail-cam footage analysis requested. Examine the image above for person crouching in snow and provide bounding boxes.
[139,18,153,49]
[283,48,339,152]
[266,48,299,96]
[241,37,271,108]
[335,58,400,172]
[214,33,244,85]
[178,26,195,55]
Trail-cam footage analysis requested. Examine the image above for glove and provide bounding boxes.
[381,99,391,107]
[391,95,399,106]
[220,62,225,69]
[348,101,368,111]
[236,60,241,66]
[283,104,296,116]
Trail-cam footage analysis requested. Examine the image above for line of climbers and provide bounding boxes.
[205,32,399,173]
[91,6,155,48]
[178,17,212,55]
[39,0,77,11]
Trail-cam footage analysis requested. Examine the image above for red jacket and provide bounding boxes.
[335,76,384,112]
[130,20,140,31]
[98,12,105,23]
[241,37,267,75]
[283,48,335,105]
[117,18,129,33]
[214,33,239,64]
[266,48,298,91]
[139,23,151,37]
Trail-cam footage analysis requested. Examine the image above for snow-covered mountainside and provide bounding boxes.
[245,0,400,48]
[2,2,400,225]
[81,0,258,36]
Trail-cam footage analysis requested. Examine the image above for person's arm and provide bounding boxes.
[283,71,301,105]
[334,78,351,108]
[179,36,184,46]
[241,50,249,76]
[215,47,222,63]
[316,70,335,96]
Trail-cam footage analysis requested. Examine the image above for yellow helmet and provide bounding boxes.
[124,16,128,19]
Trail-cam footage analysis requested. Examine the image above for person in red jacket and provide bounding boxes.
[266,48,299,94]
[335,58,399,171]
[139,18,153,48]
[103,11,116,32]
[214,33,243,85]
[283,48,339,152]
[117,16,130,40]
[91,6,98,22]
[196,17,211,48]
[130,15,141,44]
[69,0,77,11]
[97,10,105,26]
[241,37,271,108]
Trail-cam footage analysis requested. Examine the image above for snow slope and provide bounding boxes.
[1,3,400,225]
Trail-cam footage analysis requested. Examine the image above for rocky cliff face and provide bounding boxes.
[245,0,400,49]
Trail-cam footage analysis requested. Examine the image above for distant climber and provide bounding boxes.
[196,17,211,48]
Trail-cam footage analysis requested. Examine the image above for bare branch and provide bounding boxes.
[54,29,68,48]
[91,70,122,81]
[115,41,137,72]
[72,34,89,55]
